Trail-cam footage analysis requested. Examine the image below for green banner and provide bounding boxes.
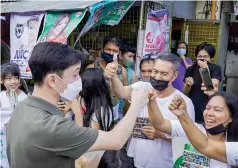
[38,10,86,43]
[74,0,134,45]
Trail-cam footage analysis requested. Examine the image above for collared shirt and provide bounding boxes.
[6,95,98,168]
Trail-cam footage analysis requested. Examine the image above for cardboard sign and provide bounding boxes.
[132,117,152,140]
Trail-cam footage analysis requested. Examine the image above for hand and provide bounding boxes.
[201,79,219,96]
[148,88,158,100]
[185,77,194,86]
[131,88,149,109]
[169,95,188,117]
[104,54,118,79]
[198,60,208,69]
[57,101,71,115]
[70,99,82,114]
[142,126,165,139]
[180,55,186,60]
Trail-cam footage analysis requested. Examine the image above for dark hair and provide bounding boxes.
[80,68,115,131]
[120,40,136,55]
[98,149,133,168]
[28,42,85,85]
[1,62,20,80]
[139,57,155,70]
[195,42,216,59]
[155,52,180,71]
[209,92,238,141]
[1,63,28,93]
[177,41,188,56]
[103,36,122,49]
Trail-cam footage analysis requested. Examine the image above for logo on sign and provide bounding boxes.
[146,32,153,43]
[15,24,24,38]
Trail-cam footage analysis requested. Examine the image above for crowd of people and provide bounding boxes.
[1,36,238,168]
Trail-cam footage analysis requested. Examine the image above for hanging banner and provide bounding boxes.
[10,12,45,79]
[38,10,86,43]
[234,0,238,15]
[74,0,135,46]
[142,8,170,57]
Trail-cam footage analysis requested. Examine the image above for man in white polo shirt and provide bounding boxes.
[104,52,195,168]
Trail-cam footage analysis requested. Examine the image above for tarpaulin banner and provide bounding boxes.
[74,0,134,46]
[143,8,170,57]
[10,12,45,79]
[38,10,86,43]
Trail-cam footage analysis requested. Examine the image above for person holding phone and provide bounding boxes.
[184,42,222,123]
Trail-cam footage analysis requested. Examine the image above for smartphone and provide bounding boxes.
[199,68,214,91]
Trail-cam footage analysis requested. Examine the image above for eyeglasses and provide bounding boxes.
[197,55,210,59]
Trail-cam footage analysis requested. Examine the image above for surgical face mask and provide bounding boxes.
[54,76,82,101]
[177,49,186,57]
[150,77,169,91]
[101,52,115,63]
[124,58,134,68]
[205,118,230,135]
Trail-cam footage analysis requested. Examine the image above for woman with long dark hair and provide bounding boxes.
[80,68,116,131]
[148,91,238,167]
[167,91,238,166]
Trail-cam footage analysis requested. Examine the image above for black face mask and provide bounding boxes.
[101,52,114,63]
[206,124,226,135]
[205,118,230,135]
[150,77,169,91]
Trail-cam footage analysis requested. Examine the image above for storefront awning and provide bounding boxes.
[1,0,101,13]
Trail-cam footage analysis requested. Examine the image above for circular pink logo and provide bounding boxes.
[146,32,153,43]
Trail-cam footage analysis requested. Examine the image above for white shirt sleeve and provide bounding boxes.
[170,120,187,137]
[170,120,204,138]
[225,142,238,166]
[130,81,143,90]
[130,81,152,91]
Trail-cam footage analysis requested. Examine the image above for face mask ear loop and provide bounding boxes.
[53,75,68,94]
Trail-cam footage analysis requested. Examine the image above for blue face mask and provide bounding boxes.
[101,52,114,63]
[177,49,186,57]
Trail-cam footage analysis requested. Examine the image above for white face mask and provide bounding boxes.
[54,76,82,101]
[177,48,186,56]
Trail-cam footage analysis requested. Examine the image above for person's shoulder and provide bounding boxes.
[174,89,192,103]
[131,81,152,89]
[209,63,221,70]
[18,90,27,100]
[0,90,6,97]
[87,63,95,68]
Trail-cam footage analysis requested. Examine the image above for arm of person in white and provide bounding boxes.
[177,112,228,163]
[88,88,148,151]
[226,142,238,166]
[147,98,172,135]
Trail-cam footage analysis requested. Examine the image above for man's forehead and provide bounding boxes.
[154,60,173,72]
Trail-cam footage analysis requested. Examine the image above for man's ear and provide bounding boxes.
[46,74,56,88]
[172,71,178,81]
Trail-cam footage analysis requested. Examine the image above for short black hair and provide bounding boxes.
[139,56,155,70]
[28,42,85,85]
[98,149,133,168]
[103,36,122,49]
[195,42,216,58]
[1,62,20,80]
[121,40,136,55]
